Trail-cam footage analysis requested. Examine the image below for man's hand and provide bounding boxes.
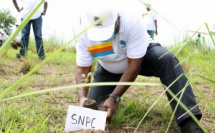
[102,97,116,121]
[18,7,23,12]
[155,30,158,35]
[79,97,88,107]
[41,12,46,16]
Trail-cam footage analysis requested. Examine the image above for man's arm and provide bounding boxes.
[0,33,3,40]
[154,20,158,35]
[42,2,48,15]
[112,57,143,96]
[12,0,23,12]
[75,65,92,106]
[103,57,143,120]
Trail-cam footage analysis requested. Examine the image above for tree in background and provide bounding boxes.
[0,9,16,35]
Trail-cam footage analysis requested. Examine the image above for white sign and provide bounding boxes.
[64,105,107,132]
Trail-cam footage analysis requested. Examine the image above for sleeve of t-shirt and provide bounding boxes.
[153,11,157,20]
[126,15,151,59]
[76,34,94,67]
[0,34,3,40]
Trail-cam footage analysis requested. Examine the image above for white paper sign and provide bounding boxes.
[64,105,107,132]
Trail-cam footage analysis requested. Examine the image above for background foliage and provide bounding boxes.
[0,9,16,35]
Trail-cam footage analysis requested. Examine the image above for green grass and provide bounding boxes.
[0,37,215,132]
[0,1,215,131]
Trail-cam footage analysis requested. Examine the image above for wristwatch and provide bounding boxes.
[109,93,121,103]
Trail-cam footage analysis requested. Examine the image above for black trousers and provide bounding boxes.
[88,43,202,126]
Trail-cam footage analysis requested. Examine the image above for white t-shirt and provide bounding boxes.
[145,10,157,31]
[12,28,22,41]
[0,30,8,41]
[76,11,152,74]
[0,33,3,41]
[18,0,47,19]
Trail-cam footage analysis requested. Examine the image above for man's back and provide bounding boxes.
[0,30,8,41]
[77,10,152,74]
[0,32,3,41]
[145,10,157,31]
[196,37,201,46]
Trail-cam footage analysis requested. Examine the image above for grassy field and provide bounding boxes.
[0,38,215,133]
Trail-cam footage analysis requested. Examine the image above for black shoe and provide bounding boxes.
[11,43,18,50]
[16,54,22,59]
[39,56,45,60]
[181,119,203,133]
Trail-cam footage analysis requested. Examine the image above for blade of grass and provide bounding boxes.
[172,25,202,58]
[191,82,215,111]
[205,23,215,46]
[166,88,207,133]
[164,79,190,108]
[158,25,202,61]
[166,81,189,133]
[0,15,108,99]
[134,74,183,132]
[5,117,14,133]
[40,115,50,130]
[0,82,162,102]
[0,0,46,54]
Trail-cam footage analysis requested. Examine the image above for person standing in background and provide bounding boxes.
[194,33,202,51]
[0,29,8,47]
[0,31,4,47]
[144,3,158,40]
[211,24,215,34]
[12,0,48,60]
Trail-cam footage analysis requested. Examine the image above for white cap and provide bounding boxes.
[86,1,118,41]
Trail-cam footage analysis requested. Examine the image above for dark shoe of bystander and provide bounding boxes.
[39,56,45,60]
[181,118,204,133]
[11,42,18,50]
[16,54,22,59]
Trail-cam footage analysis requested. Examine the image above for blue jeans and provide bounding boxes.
[147,30,155,40]
[20,16,45,59]
[0,40,2,46]
[88,43,202,126]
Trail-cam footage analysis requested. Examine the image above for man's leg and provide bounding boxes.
[16,40,21,47]
[0,40,2,47]
[88,63,122,102]
[19,20,31,57]
[139,43,202,126]
[32,16,45,59]
[147,30,155,40]
[11,41,18,50]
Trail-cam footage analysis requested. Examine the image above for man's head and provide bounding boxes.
[198,33,201,37]
[86,1,118,41]
[145,3,151,11]
[0,29,4,34]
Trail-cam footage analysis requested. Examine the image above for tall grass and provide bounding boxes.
[1,39,215,132]
[0,0,215,133]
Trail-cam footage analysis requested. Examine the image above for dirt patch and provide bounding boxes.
[0,55,214,133]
